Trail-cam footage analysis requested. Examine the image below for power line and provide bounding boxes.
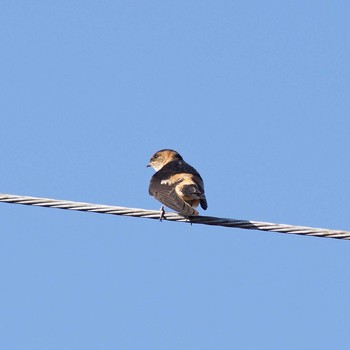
[0,193,349,240]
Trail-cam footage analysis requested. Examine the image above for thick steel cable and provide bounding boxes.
[0,193,349,240]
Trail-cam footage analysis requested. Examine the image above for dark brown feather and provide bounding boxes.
[149,177,198,216]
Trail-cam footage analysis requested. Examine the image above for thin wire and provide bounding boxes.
[0,193,349,240]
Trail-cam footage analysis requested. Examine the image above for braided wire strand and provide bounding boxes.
[0,193,349,240]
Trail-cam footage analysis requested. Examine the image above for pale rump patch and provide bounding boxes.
[174,176,201,208]
[160,173,193,186]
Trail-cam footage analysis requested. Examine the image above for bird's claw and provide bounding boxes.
[159,206,165,221]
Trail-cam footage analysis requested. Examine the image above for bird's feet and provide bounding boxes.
[159,206,165,221]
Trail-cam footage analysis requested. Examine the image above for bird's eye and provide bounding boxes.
[154,155,159,159]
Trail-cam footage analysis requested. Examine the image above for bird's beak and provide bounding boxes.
[146,163,151,168]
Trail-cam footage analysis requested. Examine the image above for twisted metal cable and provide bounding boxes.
[0,193,349,240]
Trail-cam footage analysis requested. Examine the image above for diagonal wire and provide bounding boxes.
[0,193,349,240]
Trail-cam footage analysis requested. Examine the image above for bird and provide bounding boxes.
[147,149,207,217]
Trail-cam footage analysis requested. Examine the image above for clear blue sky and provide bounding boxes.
[1,1,350,349]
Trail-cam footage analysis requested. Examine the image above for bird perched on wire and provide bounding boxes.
[147,149,208,217]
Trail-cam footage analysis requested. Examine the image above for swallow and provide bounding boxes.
[147,149,208,217]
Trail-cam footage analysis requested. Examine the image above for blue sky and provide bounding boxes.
[1,1,350,349]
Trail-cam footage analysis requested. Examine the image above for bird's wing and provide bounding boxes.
[180,182,208,210]
[149,176,198,216]
[189,174,207,210]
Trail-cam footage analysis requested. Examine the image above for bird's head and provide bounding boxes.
[147,149,183,171]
